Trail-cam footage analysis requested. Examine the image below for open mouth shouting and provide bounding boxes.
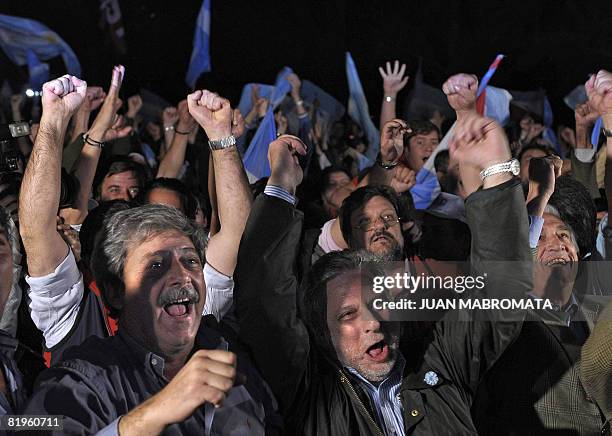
[365,339,391,363]
[159,286,200,319]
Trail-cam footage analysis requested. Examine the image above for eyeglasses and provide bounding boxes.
[353,213,400,233]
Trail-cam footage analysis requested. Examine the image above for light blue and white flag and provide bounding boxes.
[242,107,277,179]
[241,67,293,177]
[26,49,49,91]
[0,14,81,77]
[411,54,504,210]
[481,85,512,126]
[346,52,378,164]
[237,83,274,121]
[185,0,211,88]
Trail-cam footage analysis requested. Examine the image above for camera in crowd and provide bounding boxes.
[0,122,79,209]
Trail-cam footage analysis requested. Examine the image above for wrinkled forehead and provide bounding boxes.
[410,131,439,143]
[352,196,396,220]
[326,270,365,310]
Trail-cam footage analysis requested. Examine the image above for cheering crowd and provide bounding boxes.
[0,57,610,435]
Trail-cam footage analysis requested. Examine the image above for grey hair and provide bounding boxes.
[543,204,579,254]
[91,203,207,318]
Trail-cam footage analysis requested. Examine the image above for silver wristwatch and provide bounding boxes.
[208,135,236,150]
[479,159,520,180]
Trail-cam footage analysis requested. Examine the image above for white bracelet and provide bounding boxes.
[164,125,175,132]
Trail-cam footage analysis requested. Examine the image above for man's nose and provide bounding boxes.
[167,257,192,286]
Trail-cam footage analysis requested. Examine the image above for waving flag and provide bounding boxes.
[241,67,294,179]
[185,0,211,88]
[478,85,512,126]
[411,54,505,210]
[26,49,49,90]
[346,52,378,164]
[0,14,81,76]
[242,108,277,179]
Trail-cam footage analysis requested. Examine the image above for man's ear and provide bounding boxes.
[100,276,125,314]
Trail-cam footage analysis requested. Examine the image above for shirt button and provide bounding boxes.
[151,358,158,366]
[411,409,419,417]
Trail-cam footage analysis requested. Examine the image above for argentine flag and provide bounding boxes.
[0,14,80,78]
[185,0,211,88]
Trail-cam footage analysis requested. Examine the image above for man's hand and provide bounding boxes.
[586,70,612,128]
[87,65,125,141]
[251,85,269,118]
[126,94,143,119]
[450,113,512,194]
[379,60,409,96]
[575,102,599,129]
[526,156,562,217]
[41,75,87,122]
[390,164,416,194]
[231,108,245,139]
[163,106,179,128]
[380,119,411,163]
[102,114,132,142]
[79,87,106,114]
[119,350,237,435]
[442,73,478,116]
[267,135,307,195]
[287,73,302,100]
[177,99,197,134]
[187,90,232,141]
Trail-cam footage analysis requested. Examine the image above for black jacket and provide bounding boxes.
[235,178,532,435]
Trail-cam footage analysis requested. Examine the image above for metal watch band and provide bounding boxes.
[208,135,237,150]
[479,159,519,180]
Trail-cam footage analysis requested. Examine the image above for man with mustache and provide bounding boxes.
[22,77,279,434]
[235,105,533,434]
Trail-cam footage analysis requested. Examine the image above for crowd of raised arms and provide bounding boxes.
[0,60,609,435]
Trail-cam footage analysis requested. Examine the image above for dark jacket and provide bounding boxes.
[235,178,532,435]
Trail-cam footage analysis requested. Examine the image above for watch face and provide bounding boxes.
[510,159,520,175]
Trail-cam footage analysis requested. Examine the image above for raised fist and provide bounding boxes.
[390,164,416,194]
[177,99,197,133]
[163,106,179,127]
[442,73,478,114]
[586,70,612,121]
[574,102,599,129]
[187,90,232,141]
[127,94,143,119]
[231,108,245,139]
[81,86,106,113]
[267,134,307,194]
[41,75,87,120]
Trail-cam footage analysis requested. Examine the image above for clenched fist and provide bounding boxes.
[187,90,232,141]
[442,73,478,115]
[267,135,308,195]
[41,75,87,121]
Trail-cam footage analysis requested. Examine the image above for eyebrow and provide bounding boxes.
[139,247,198,261]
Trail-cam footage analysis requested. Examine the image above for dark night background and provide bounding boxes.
[2,0,612,127]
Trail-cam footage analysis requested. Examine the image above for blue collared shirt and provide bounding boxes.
[346,354,406,436]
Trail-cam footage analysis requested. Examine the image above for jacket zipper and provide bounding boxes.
[338,370,385,436]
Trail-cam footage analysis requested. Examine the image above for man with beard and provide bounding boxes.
[235,106,533,434]
[22,78,279,434]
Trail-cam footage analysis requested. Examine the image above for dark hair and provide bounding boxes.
[403,120,441,149]
[517,143,556,163]
[340,185,404,246]
[140,177,196,219]
[301,250,385,359]
[94,157,148,199]
[547,175,597,258]
[91,204,207,319]
[434,149,449,174]
[320,166,351,192]
[80,200,136,269]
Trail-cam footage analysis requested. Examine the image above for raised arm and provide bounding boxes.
[586,70,612,229]
[234,135,311,409]
[19,75,86,276]
[570,102,600,199]
[187,91,252,276]
[442,72,478,121]
[378,60,409,130]
[156,100,196,179]
[60,66,128,225]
